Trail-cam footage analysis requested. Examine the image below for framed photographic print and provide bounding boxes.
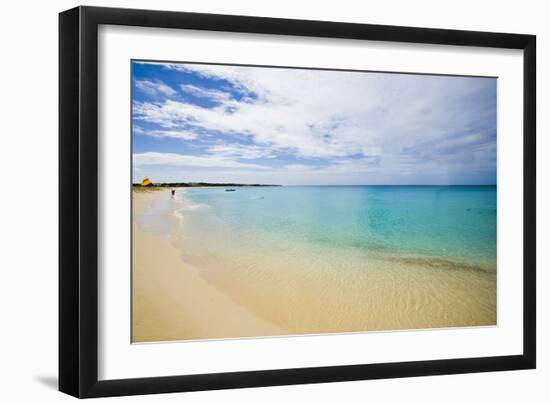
[59,6,536,398]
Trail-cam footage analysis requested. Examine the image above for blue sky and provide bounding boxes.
[132,61,496,185]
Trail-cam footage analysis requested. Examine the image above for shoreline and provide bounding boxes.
[132,188,496,342]
[132,189,287,342]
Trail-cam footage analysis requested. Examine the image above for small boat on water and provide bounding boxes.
[225,189,236,192]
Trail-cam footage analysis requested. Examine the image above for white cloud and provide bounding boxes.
[132,125,198,140]
[133,62,496,184]
[132,126,146,135]
[207,143,275,160]
[149,130,198,140]
[132,154,443,185]
[133,152,267,170]
[180,84,234,103]
[135,65,494,160]
[135,79,176,97]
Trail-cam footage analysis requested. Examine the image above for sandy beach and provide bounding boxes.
[132,189,287,342]
[132,187,496,342]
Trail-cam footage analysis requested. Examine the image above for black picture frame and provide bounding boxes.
[59,6,536,398]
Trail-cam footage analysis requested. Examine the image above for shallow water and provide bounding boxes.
[135,186,497,336]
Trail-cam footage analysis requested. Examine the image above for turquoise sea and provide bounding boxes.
[136,185,497,334]
[178,185,496,269]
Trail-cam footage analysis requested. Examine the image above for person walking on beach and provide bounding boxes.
[171,189,175,197]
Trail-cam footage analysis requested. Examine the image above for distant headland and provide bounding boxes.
[132,181,281,188]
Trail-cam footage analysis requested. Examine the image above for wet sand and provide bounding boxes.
[132,189,496,342]
[132,190,287,342]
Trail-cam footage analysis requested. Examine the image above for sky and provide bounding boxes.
[132,61,497,185]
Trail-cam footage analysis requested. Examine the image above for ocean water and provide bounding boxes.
[179,186,496,268]
[135,186,497,335]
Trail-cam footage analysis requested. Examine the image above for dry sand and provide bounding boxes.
[132,189,287,342]
[132,188,495,342]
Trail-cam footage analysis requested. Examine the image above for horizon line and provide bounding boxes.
[132,182,497,187]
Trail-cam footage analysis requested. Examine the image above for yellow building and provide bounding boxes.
[141,177,153,187]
